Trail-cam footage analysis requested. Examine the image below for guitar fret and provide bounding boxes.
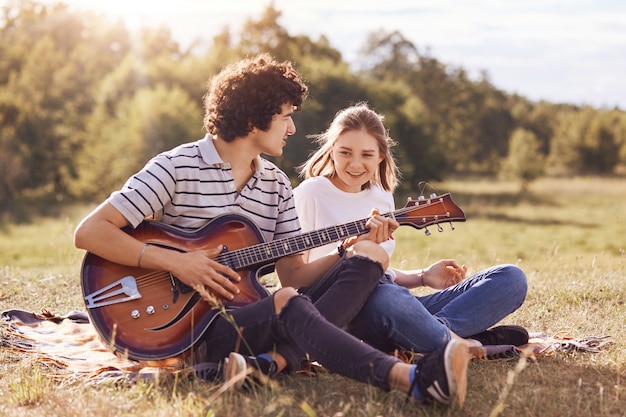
[311,230,325,246]
[240,250,250,267]
[249,248,261,265]
[293,237,306,252]
[269,241,283,258]
[237,251,248,269]
[249,249,258,265]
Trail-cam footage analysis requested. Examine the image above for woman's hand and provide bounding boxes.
[422,259,467,289]
[351,208,399,246]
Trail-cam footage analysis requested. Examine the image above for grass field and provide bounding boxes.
[0,177,624,416]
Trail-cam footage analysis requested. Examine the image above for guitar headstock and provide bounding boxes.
[396,193,466,234]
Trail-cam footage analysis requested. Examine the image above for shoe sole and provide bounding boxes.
[444,340,470,407]
[470,344,521,361]
[223,352,247,390]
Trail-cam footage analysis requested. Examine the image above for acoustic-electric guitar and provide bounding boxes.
[80,193,465,361]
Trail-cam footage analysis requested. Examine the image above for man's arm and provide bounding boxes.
[275,250,341,289]
[74,202,242,300]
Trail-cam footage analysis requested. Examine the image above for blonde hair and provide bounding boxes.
[298,102,400,192]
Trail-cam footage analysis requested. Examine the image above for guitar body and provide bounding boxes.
[81,215,270,361]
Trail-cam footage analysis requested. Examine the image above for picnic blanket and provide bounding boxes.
[0,308,614,383]
[0,308,220,384]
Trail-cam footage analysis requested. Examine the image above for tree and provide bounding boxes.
[548,107,620,175]
[0,1,132,201]
[71,84,202,200]
[356,30,420,78]
[237,5,289,58]
[501,128,545,192]
[581,114,620,174]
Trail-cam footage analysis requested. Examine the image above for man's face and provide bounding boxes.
[252,103,296,157]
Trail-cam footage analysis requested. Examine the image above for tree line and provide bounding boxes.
[1,1,625,213]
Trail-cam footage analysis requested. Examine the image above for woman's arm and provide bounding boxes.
[275,211,395,289]
[392,259,467,289]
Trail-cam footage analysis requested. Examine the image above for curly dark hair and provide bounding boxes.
[203,54,309,142]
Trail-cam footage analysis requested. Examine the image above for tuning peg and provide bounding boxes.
[407,196,413,201]
[424,227,431,236]
[449,222,455,230]
[418,195,425,201]
[430,193,437,198]
[437,224,444,232]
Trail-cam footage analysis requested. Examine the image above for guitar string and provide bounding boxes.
[217,204,452,266]
[217,200,455,268]
[135,270,171,286]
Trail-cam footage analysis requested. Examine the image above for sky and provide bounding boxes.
[35,0,626,109]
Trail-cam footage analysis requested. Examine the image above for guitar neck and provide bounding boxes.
[215,192,464,271]
[216,216,373,270]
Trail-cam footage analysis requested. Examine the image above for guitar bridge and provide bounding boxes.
[84,276,142,308]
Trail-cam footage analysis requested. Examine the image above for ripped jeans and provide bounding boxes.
[198,255,399,390]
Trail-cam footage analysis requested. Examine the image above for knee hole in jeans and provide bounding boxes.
[273,287,299,313]
[351,240,389,270]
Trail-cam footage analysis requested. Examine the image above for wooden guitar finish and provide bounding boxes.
[81,193,465,361]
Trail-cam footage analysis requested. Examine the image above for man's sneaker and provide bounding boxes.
[223,352,276,391]
[468,325,529,347]
[409,339,470,406]
[223,352,249,390]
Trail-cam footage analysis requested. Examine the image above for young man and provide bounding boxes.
[74,54,471,406]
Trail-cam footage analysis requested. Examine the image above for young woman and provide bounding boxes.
[293,102,529,356]
[74,56,469,406]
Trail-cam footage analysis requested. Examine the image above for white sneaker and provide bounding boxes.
[223,352,248,390]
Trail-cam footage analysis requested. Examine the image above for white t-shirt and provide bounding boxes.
[293,176,396,264]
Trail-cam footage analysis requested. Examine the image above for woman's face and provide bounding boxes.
[329,129,383,193]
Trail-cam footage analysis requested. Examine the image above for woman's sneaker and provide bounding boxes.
[410,339,470,406]
[468,325,529,347]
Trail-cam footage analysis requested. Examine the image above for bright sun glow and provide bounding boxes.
[51,0,264,44]
[69,0,170,29]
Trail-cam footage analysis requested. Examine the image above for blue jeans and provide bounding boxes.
[346,264,528,353]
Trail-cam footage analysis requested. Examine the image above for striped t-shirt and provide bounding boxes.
[107,134,301,243]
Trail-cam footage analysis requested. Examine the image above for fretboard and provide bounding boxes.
[216,216,379,270]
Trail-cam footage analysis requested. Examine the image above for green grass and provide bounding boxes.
[1,177,624,416]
